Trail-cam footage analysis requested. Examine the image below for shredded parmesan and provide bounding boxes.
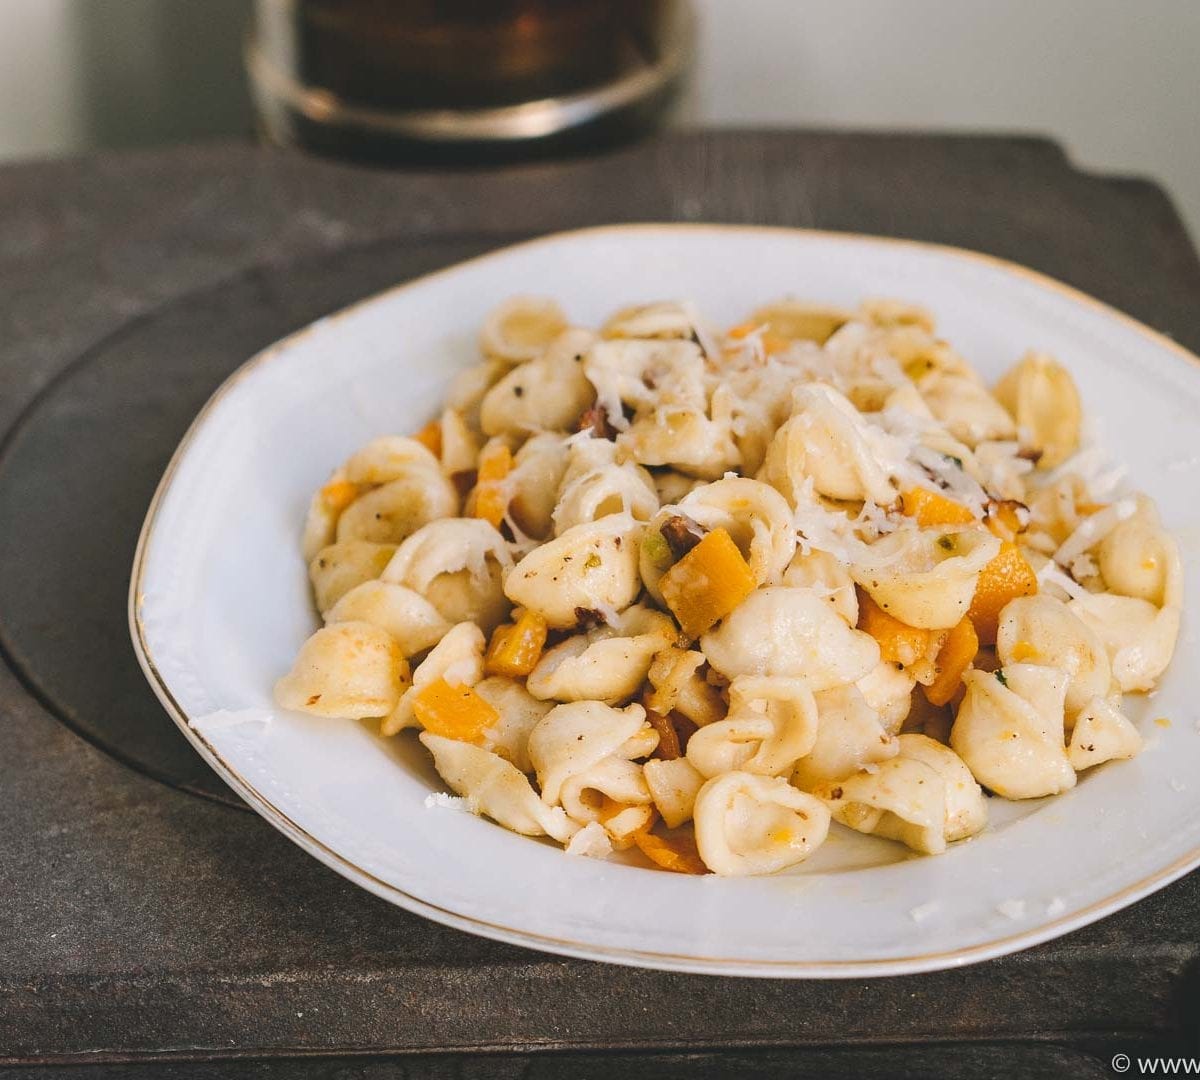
[564,822,614,858]
[1054,497,1136,567]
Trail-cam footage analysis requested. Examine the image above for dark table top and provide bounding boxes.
[1,130,1198,1079]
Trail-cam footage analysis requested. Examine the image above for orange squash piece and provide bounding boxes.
[858,590,934,666]
[901,487,976,527]
[968,541,1038,645]
[410,677,498,743]
[659,527,757,639]
[471,442,513,529]
[634,826,709,875]
[414,418,443,458]
[485,609,548,677]
[319,478,363,515]
[924,616,979,707]
[985,499,1027,542]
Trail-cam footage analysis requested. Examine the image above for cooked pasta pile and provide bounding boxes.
[275,296,1182,876]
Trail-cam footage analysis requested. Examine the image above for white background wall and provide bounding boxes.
[2,0,1197,239]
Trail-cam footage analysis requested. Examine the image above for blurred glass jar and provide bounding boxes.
[247,0,694,161]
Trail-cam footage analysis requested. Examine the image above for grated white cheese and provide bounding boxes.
[1037,560,1092,602]
[997,899,1027,920]
[424,792,477,813]
[564,822,614,859]
[1053,497,1137,567]
[909,900,940,924]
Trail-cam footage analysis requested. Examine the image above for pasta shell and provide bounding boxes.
[678,477,797,587]
[701,587,880,688]
[1068,592,1180,693]
[420,733,578,843]
[553,459,659,536]
[472,676,554,774]
[993,352,1082,469]
[919,372,1017,448]
[504,514,644,629]
[692,772,831,876]
[602,300,697,340]
[645,646,726,728]
[507,433,571,540]
[782,547,859,625]
[324,580,453,657]
[996,594,1111,719]
[643,757,707,829]
[751,300,852,344]
[275,621,409,719]
[792,684,899,790]
[760,383,898,505]
[559,756,653,830]
[950,666,1075,799]
[685,676,818,778]
[528,701,650,806]
[342,436,443,485]
[308,541,397,614]
[479,296,570,363]
[1067,696,1143,771]
[854,661,916,735]
[1097,501,1180,607]
[814,734,984,855]
[381,622,486,736]
[383,518,514,634]
[851,526,1000,629]
[526,606,676,704]
[480,331,597,436]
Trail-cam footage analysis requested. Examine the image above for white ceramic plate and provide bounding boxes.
[131,225,1200,978]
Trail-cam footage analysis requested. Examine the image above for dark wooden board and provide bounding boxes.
[0,131,1198,1074]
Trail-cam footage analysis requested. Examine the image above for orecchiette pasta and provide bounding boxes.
[677,477,797,586]
[760,383,898,505]
[792,684,898,790]
[420,733,578,843]
[686,676,818,778]
[325,580,453,657]
[643,756,707,828]
[480,329,596,436]
[693,772,831,876]
[700,587,880,688]
[504,514,644,629]
[383,518,513,634]
[311,436,459,549]
[851,525,1000,630]
[276,621,410,719]
[951,666,1076,799]
[1066,696,1143,772]
[308,541,397,614]
[995,594,1110,719]
[527,701,652,806]
[479,296,570,363]
[814,733,986,855]
[277,292,1181,877]
[526,605,676,703]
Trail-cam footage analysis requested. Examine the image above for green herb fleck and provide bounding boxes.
[995,669,1008,686]
[945,454,964,469]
